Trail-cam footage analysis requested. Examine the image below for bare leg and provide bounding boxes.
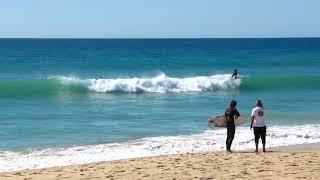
[255,143,258,152]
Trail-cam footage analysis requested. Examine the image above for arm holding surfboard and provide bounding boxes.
[234,109,240,120]
[208,100,245,128]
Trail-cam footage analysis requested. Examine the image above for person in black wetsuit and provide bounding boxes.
[231,69,238,79]
[225,100,241,152]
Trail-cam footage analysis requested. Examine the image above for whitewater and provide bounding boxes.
[1,125,319,172]
[52,73,241,93]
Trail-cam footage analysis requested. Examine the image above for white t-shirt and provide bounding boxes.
[251,107,266,127]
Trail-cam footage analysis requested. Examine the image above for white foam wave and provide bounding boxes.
[51,73,240,93]
[1,124,320,172]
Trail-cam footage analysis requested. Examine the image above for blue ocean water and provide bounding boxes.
[0,38,320,171]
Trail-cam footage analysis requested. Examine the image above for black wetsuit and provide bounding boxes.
[225,107,240,151]
[231,70,238,79]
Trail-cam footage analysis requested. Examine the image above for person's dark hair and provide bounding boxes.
[257,100,263,107]
[230,100,237,107]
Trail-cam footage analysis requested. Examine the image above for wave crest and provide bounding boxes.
[53,73,240,93]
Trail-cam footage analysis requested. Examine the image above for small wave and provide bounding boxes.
[3,73,318,97]
[83,73,240,93]
[52,74,240,93]
[0,124,319,172]
[0,74,240,97]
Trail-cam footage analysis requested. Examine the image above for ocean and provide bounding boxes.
[0,38,320,171]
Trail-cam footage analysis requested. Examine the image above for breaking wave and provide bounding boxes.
[0,74,240,97]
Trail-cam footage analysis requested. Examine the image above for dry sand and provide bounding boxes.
[1,144,320,180]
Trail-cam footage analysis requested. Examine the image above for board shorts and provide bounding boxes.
[253,126,266,144]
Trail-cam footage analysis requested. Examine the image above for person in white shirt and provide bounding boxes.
[250,100,267,152]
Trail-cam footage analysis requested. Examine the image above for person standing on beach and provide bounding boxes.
[225,100,240,152]
[250,100,267,152]
[231,68,238,79]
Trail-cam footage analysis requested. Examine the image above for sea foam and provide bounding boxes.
[1,124,319,172]
[52,73,240,93]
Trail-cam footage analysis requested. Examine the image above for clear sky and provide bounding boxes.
[0,0,319,38]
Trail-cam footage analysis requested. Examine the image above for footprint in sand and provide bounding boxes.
[289,164,299,167]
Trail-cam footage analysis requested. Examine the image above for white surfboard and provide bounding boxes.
[208,115,246,128]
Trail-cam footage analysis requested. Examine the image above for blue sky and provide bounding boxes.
[0,0,319,38]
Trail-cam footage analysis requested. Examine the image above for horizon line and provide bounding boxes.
[0,36,319,40]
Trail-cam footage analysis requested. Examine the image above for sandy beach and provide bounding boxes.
[1,143,320,180]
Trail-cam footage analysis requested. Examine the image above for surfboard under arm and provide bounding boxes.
[208,115,246,128]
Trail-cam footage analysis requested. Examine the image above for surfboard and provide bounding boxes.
[208,115,246,128]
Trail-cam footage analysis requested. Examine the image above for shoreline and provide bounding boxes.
[269,142,320,152]
[1,143,320,179]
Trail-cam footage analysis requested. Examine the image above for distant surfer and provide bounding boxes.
[250,100,267,152]
[231,68,238,79]
[225,100,241,152]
